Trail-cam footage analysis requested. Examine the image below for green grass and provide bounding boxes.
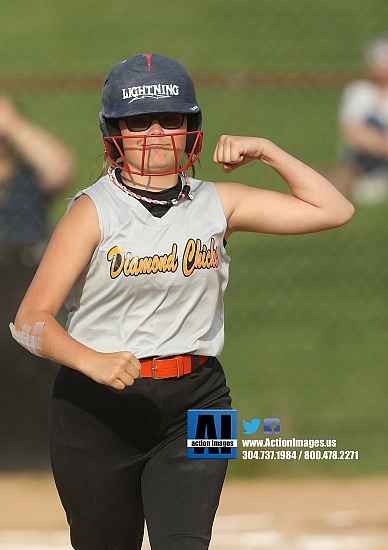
[2,0,388,75]
[2,0,387,477]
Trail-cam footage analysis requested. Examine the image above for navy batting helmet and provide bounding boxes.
[99,54,202,175]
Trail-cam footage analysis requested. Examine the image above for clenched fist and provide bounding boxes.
[213,135,268,173]
[85,351,142,390]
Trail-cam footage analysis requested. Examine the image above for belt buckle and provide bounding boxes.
[151,356,183,379]
[151,357,158,379]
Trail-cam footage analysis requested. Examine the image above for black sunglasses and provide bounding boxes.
[124,113,185,132]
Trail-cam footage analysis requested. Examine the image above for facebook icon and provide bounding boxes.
[263,418,281,435]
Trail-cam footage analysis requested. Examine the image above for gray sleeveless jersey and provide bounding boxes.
[65,174,231,359]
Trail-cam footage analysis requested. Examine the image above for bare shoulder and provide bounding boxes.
[214,180,269,200]
[214,180,269,219]
[214,180,242,197]
[64,193,98,220]
[214,181,243,218]
[61,194,99,229]
[52,193,100,249]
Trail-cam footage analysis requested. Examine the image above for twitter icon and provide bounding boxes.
[242,418,261,435]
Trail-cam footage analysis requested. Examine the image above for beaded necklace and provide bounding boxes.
[108,166,193,206]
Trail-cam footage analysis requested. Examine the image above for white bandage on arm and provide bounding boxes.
[9,322,45,357]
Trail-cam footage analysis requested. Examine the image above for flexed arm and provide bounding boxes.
[213,136,355,237]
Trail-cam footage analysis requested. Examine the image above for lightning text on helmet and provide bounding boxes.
[122,84,180,103]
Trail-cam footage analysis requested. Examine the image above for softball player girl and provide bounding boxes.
[11,54,354,549]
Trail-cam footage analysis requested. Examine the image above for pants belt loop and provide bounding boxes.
[191,355,200,374]
[176,356,182,378]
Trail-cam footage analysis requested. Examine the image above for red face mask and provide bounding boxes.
[104,131,202,177]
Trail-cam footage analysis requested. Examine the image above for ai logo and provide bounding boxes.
[187,410,238,459]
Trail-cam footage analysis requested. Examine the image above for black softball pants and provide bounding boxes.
[50,357,232,550]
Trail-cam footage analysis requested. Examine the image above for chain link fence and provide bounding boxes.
[0,0,387,474]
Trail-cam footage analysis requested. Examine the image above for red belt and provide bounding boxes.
[140,355,208,379]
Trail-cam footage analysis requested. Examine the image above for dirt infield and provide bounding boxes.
[0,473,387,549]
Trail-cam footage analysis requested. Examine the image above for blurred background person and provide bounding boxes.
[334,35,388,203]
[0,96,75,469]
